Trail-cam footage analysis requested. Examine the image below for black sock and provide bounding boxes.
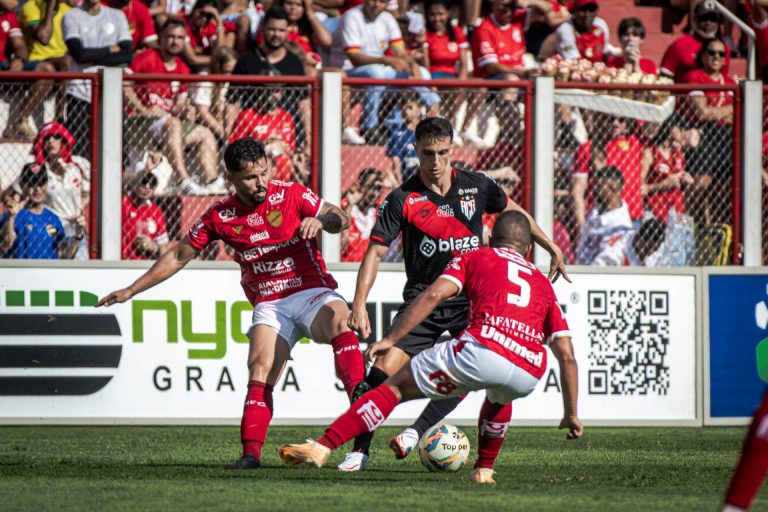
[410,396,466,438]
[351,367,390,455]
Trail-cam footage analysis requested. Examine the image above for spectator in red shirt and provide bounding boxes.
[641,119,692,222]
[182,0,233,69]
[682,36,735,225]
[124,18,224,195]
[744,0,768,82]
[605,17,658,75]
[554,0,616,63]
[660,0,731,82]
[103,0,158,51]
[340,167,384,262]
[121,169,170,260]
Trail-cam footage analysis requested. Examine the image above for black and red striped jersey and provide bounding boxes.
[370,169,508,301]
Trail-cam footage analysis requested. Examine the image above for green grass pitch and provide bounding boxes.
[1,426,765,511]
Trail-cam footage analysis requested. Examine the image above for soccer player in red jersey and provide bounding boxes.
[722,390,768,511]
[96,138,366,470]
[279,211,583,483]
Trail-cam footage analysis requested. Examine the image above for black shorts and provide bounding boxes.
[387,297,469,357]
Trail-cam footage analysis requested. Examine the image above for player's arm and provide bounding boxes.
[365,276,459,361]
[502,198,569,283]
[299,200,350,239]
[95,237,200,307]
[348,241,389,338]
[549,335,583,440]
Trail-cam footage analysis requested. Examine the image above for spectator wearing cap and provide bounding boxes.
[124,18,225,196]
[121,170,169,260]
[576,165,634,266]
[660,0,731,82]
[555,0,617,63]
[33,121,91,259]
[0,163,83,259]
[605,17,658,75]
[227,7,311,148]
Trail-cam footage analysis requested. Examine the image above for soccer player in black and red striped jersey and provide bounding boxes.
[335,117,569,471]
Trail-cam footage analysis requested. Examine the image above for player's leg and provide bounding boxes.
[722,390,768,511]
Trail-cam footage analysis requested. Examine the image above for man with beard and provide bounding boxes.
[124,18,225,195]
[227,6,310,147]
[97,137,366,471]
[660,0,731,82]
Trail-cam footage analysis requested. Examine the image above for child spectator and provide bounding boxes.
[121,169,170,260]
[605,17,658,75]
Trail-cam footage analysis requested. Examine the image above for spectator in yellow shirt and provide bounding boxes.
[20,0,75,69]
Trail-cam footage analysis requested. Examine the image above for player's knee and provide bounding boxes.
[247,359,273,381]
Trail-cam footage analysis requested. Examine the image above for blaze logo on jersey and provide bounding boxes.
[357,400,386,431]
[218,208,237,222]
[408,195,428,206]
[250,231,270,243]
[247,212,265,226]
[438,235,480,253]
[268,210,283,227]
[302,190,319,207]
[420,236,437,257]
[460,197,476,219]
[268,189,286,206]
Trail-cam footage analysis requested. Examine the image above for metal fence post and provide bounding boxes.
[532,76,555,268]
[99,68,124,261]
[742,81,763,266]
[320,71,343,264]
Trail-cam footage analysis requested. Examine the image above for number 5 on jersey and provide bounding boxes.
[507,262,532,307]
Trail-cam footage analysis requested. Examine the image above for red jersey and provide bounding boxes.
[472,13,527,77]
[745,0,768,73]
[229,107,296,151]
[425,26,468,75]
[187,181,337,304]
[683,68,735,107]
[605,55,658,75]
[660,33,731,83]
[646,145,686,221]
[573,136,644,219]
[441,247,570,379]
[340,200,378,262]
[575,24,606,63]
[121,196,169,260]
[104,0,157,50]
[185,15,218,50]
[127,49,190,112]
[0,10,22,63]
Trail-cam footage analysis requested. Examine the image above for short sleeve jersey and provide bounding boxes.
[425,26,468,75]
[186,181,338,305]
[646,145,686,221]
[556,17,609,63]
[127,49,190,112]
[684,68,735,108]
[745,0,768,72]
[228,107,296,152]
[440,247,570,379]
[0,207,65,259]
[331,5,403,69]
[121,195,169,260]
[21,0,72,61]
[103,0,157,50]
[370,169,508,301]
[0,11,22,63]
[471,13,528,77]
[659,33,731,82]
[605,55,658,75]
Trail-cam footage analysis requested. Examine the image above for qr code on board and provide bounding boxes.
[587,290,670,396]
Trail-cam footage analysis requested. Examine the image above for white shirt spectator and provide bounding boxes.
[555,17,618,61]
[45,158,91,237]
[576,201,633,265]
[329,5,403,70]
[624,232,665,266]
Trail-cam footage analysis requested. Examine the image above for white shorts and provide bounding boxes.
[250,287,346,349]
[411,334,540,404]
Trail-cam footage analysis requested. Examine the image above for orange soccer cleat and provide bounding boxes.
[471,468,496,484]
[277,439,330,468]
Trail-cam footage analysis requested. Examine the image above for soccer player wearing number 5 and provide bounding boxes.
[340,117,568,471]
[95,138,365,470]
[279,211,583,483]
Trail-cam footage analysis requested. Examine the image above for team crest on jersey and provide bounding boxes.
[233,225,244,235]
[657,163,671,175]
[45,225,58,237]
[419,236,437,257]
[268,210,283,227]
[460,197,476,219]
[218,208,237,222]
[268,189,286,206]
[448,42,458,52]
[247,212,264,226]
[618,140,630,151]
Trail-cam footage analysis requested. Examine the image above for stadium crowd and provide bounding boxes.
[0,0,761,263]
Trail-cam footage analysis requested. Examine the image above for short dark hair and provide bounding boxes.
[358,167,382,185]
[652,117,680,145]
[695,36,726,68]
[414,117,453,143]
[192,0,216,11]
[491,211,532,252]
[264,6,290,25]
[224,138,268,173]
[160,17,187,34]
[618,17,645,38]
[594,165,625,187]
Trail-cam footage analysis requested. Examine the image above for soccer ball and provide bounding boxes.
[418,423,470,472]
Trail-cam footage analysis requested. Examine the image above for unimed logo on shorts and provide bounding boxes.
[0,289,121,396]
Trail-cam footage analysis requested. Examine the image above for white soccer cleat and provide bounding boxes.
[471,467,496,484]
[342,127,366,145]
[388,428,419,459]
[336,451,369,471]
[277,439,330,468]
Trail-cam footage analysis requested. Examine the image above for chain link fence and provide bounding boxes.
[122,75,316,261]
[0,74,96,260]
[339,78,531,262]
[554,83,739,267]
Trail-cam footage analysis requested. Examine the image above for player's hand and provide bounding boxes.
[559,415,583,440]
[548,246,570,283]
[347,305,371,339]
[364,338,395,363]
[299,217,322,239]
[95,288,134,308]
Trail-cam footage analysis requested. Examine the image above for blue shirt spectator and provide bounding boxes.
[0,207,65,259]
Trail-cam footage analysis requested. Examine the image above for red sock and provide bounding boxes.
[724,391,768,509]
[474,398,512,470]
[318,385,400,450]
[331,331,365,399]
[240,380,274,459]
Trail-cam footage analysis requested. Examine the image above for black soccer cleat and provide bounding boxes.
[226,454,261,470]
[351,380,372,402]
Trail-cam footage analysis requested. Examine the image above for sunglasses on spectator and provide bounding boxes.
[705,49,727,57]
[140,177,158,187]
[697,14,721,23]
